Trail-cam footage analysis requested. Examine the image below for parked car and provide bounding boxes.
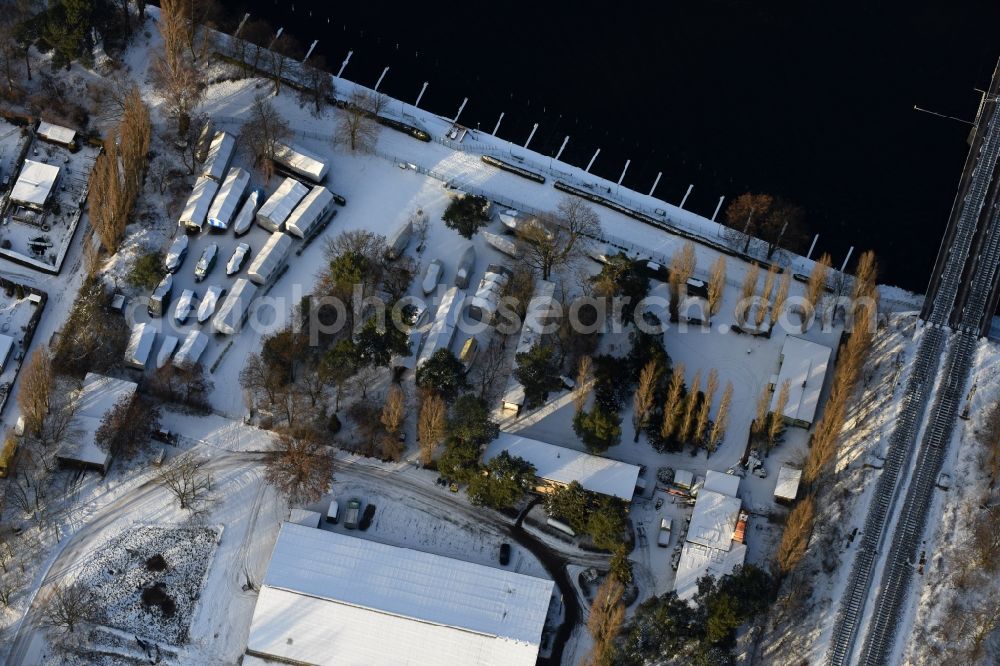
[163,235,189,273]
[326,499,339,524]
[148,274,174,317]
[344,497,361,529]
[227,242,251,275]
[173,289,197,324]
[197,285,226,323]
[499,543,511,566]
[359,504,376,531]
[194,243,219,282]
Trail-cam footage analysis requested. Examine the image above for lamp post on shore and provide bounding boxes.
[648,171,662,197]
[415,82,428,108]
[374,66,390,91]
[585,148,600,173]
[492,112,504,136]
[679,184,693,209]
[336,50,353,79]
[453,97,468,125]
[524,123,539,149]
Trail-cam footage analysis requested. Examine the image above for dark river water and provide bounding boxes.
[220,0,1000,292]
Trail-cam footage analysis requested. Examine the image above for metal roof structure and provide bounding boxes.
[484,432,640,501]
[686,490,742,551]
[124,322,156,370]
[272,141,329,182]
[247,232,291,286]
[771,336,832,426]
[245,523,552,666]
[285,185,334,238]
[774,465,803,501]
[37,121,76,146]
[673,541,747,601]
[11,159,59,208]
[257,177,309,231]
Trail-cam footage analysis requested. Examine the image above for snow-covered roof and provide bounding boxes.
[285,185,334,238]
[207,167,249,229]
[37,121,76,146]
[0,333,13,371]
[416,287,461,368]
[703,470,740,497]
[673,540,747,601]
[202,131,236,182]
[771,336,832,425]
[286,510,321,528]
[247,232,292,286]
[686,489,742,551]
[775,465,803,501]
[674,469,694,488]
[484,432,640,500]
[11,159,59,207]
[273,142,329,182]
[178,176,219,229]
[58,373,138,469]
[213,278,258,335]
[174,330,208,368]
[124,322,156,369]
[246,524,552,666]
[257,177,309,231]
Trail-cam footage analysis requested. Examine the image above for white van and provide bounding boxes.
[326,499,340,524]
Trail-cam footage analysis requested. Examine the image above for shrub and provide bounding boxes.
[127,251,165,290]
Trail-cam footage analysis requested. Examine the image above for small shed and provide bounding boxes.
[56,373,138,475]
[37,121,76,147]
[11,160,59,210]
[774,465,802,503]
[673,469,694,489]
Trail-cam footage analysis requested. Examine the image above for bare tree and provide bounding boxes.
[667,242,696,321]
[241,95,291,183]
[119,86,151,201]
[775,494,814,576]
[264,429,334,505]
[707,256,726,322]
[752,384,771,438]
[707,382,733,456]
[518,197,601,280]
[381,384,406,436]
[678,371,701,447]
[631,360,659,442]
[43,582,102,634]
[0,567,27,608]
[694,369,719,445]
[299,54,335,116]
[660,363,686,441]
[417,393,447,466]
[585,576,625,666]
[152,0,204,135]
[89,136,128,252]
[736,262,760,326]
[335,90,380,152]
[767,380,790,450]
[803,253,832,331]
[770,270,791,332]
[267,32,303,95]
[18,346,54,436]
[574,355,594,415]
[94,395,161,461]
[472,338,507,402]
[723,192,773,252]
[157,455,212,511]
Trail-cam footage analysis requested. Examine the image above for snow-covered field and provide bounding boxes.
[77,525,219,645]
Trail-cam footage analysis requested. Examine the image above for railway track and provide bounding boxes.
[827,87,1000,665]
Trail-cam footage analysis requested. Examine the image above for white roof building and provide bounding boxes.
[771,336,832,427]
[484,432,641,501]
[673,472,745,600]
[245,523,553,666]
[272,141,330,183]
[775,465,803,502]
[257,177,309,231]
[284,185,335,239]
[178,176,219,231]
[206,167,250,230]
[124,322,156,370]
[56,373,138,474]
[247,232,292,286]
[37,121,76,146]
[11,160,59,209]
[416,286,461,368]
[202,131,236,182]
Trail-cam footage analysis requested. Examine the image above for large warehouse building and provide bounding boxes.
[245,523,554,666]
